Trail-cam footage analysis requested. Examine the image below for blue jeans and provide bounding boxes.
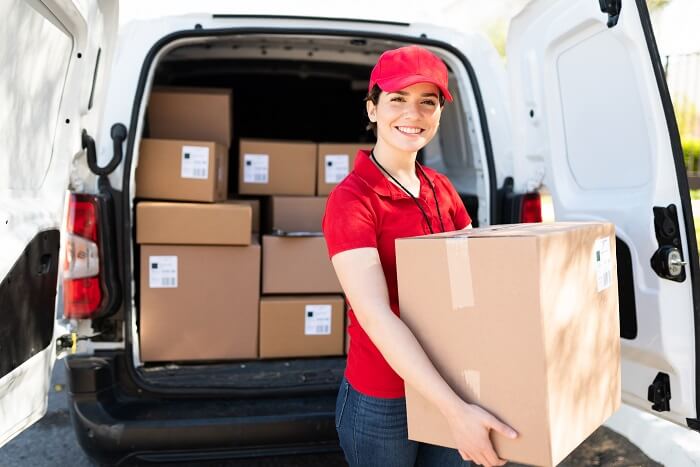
[335,378,472,467]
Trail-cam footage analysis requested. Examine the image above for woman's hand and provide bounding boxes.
[443,400,517,467]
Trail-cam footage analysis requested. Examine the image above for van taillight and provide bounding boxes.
[521,192,542,223]
[63,194,102,319]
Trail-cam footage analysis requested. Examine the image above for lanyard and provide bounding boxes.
[370,150,446,234]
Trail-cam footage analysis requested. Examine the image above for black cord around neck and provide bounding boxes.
[370,150,446,234]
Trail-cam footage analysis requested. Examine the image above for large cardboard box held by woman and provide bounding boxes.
[395,222,620,467]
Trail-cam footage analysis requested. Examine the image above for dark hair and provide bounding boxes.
[364,84,446,136]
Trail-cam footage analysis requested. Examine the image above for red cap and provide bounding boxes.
[369,45,453,102]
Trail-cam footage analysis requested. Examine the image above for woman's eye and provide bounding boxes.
[422,100,437,106]
[390,97,405,102]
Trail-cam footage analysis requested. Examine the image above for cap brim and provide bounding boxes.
[376,74,453,102]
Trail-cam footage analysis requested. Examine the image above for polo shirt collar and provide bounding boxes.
[353,149,436,200]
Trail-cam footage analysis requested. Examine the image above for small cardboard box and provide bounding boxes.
[238,139,316,196]
[140,240,260,362]
[317,143,372,195]
[259,295,345,358]
[136,139,228,202]
[396,222,621,467]
[268,196,327,233]
[226,199,261,233]
[147,87,232,147]
[262,235,342,294]
[136,202,252,246]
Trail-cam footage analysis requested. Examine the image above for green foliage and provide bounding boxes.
[647,0,671,11]
[684,137,700,171]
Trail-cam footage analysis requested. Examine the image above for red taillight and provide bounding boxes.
[63,277,102,319]
[63,194,102,319]
[521,192,542,223]
[67,197,98,241]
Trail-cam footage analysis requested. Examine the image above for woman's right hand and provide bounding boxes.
[443,400,518,467]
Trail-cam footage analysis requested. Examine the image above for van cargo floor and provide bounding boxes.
[139,357,346,389]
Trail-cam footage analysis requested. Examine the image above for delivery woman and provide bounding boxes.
[322,45,518,467]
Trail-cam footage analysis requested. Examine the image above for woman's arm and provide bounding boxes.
[332,247,516,467]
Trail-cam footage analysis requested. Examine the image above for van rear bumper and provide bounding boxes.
[65,354,340,466]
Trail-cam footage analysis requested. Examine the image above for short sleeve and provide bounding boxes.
[323,187,378,258]
[437,174,471,230]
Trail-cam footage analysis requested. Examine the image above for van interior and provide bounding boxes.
[132,33,487,391]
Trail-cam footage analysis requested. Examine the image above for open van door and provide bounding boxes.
[507,0,700,429]
[0,0,117,447]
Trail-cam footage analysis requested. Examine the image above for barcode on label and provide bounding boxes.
[149,255,178,288]
[594,237,612,292]
[305,304,332,335]
[181,146,209,179]
[161,277,176,287]
[244,154,270,184]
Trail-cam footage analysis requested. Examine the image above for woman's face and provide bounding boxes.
[367,82,442,154]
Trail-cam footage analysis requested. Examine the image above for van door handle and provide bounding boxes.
[82,123,127,177]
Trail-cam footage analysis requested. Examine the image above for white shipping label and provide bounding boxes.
[304,304,332,335]
[181,146,209,179]
[593,237,612,292]
[324,154,350,183]
[149,256,178,288]
[243,154,269,183]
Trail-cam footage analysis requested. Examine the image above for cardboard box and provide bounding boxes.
[225,199,260,232]
[148,87,232,147]
[136,202,252,246]
[136,139,228,202]
[238,139,316,196]
[259,295,345,358]
[140,240,260,362]
[262,235,342,294]
[317,143,372,195]
[395,222,620,467]
[268,196,327,233]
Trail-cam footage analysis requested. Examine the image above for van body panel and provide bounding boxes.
[0,0,118,448]
[508,0,698,426]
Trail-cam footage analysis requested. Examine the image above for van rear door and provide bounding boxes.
[0,0,117,447]
[507,0,699,428]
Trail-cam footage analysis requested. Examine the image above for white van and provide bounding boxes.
[1,0,697,464]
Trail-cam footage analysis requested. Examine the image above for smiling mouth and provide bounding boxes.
[395,126,425,135]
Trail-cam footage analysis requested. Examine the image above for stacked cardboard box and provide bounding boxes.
[317,143,372,195]
[138,202,260,362]
[259,296,345,358]
[137,87,359,362]
[137,87,233,202]
[395,222,621,467]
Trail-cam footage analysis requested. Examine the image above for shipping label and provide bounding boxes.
[324,154,350,183]
[149,256,178,288]
[243,153,269,183]
[304,304,332,335]
[181,146,209,179]
[594,236,612,292]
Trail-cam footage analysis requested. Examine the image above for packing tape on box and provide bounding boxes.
[445,238,475,310]
[463,369,481,403]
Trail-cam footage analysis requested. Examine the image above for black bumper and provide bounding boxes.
[65,354,340,465]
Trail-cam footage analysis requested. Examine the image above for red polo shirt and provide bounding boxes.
[322,150,471,398]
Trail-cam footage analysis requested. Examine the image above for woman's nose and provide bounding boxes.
[402,102,421,118]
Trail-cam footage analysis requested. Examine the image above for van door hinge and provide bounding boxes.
[599,0,621,28]
[650,204,687,282]
[648,372,671,412]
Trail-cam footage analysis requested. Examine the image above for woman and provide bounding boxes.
[322,45,518,467]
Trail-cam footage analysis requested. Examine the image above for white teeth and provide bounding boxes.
[397,126,422,134]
